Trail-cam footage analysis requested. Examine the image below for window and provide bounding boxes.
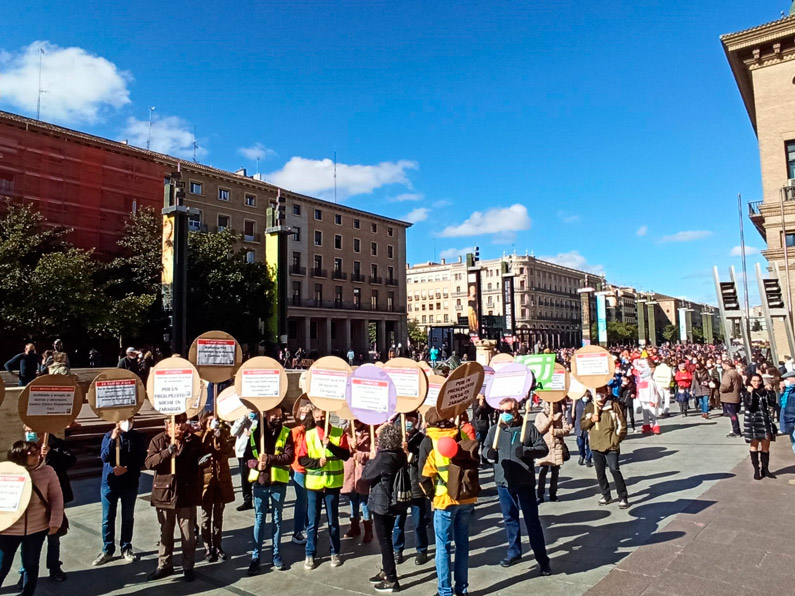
[335,285,343,305]
[334,257,343,272]
[429,303,434,311]
[388,245,394,259]
[314,255,322,270]
[218,188,230,201]
[371,290,378,309]
[444,314,449,323]
[371,242,378,256]
[292,227,301,242]
[354,218,360,229]
[354,261,361,275]
[334,234,342,250]
[293,204,301,215]
[354,238,361,252]
[388,227,393,237]
[190,181,203,195]
[314,283,323,304]
[245,250,255,264]
[292,281,301,303]
[371,223,377,233]
[371,264,378,277]
[334,214,342,225]
[353,287,361,307]
[244,220,256,241]
[188,211,202,232]
[788,141,795,179]
[422,315,427,323]
[786,233,795,248]
[387,266,394,281]
[217,214,230,232]
[314,208,322,220]
[314,230,322,246]
[245,194,256,207]
[292,252,301,266]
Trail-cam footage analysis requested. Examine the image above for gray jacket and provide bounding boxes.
[483,418,549,489]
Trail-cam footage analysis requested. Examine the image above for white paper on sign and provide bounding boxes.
[309,368,348,400]
[241,369,281,398]
[491,361,512,372]
[0,474,26,512]
[153,369,193,414]
[350,378,389,413]
[440,373,480,411]
[544,370,566,392]
[489,370,527,399]
[27,386,75,416]
[424,383,442,406]
[216,391,244,417]
[575,353,611,377]
[196,339,236,366]
[95,379,137,409]
[385,368,420,398]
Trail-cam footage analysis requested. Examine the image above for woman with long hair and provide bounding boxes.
[534,400,571,503]
[744,373,777,480]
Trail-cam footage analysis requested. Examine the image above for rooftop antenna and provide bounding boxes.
[36,46,45,120]
[256,156,260,176]
[146,106,156,150]
[333,149,337,204]
[192,125,198,163]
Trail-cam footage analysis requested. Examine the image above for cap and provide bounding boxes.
[126,347,137,354]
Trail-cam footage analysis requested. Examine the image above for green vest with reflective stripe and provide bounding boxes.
[305,427,344,490]
[250,426,291,484]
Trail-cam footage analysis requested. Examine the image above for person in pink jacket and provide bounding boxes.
[0,440,64,596]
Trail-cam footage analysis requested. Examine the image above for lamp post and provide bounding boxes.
[637,297,647,346]
[577,286,595,346]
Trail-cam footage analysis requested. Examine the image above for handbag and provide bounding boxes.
[31,484,69,537]
[561,441,571,462]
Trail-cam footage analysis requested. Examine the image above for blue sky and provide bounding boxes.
[1,1,786,305]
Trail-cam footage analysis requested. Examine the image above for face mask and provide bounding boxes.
[248,413,257,421]
[405,421,414,431]
[210,419,219,430]
[120,421,132,433]
[500,413,514,424]
[25,432,37,442]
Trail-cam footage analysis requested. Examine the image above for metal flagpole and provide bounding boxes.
[738,193,752,339]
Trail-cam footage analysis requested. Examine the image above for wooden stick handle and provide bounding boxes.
[170,416,176,475]
[350,420,355,440]
[212,383,217,417]
[400,413,406,439]
[260,411,265,456]
[520,411,530,443]
[324,412,330,436]
[492,420,502,449]
[115,436,121,467]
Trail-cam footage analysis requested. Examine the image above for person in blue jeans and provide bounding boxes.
[92,419,147,566]
[484,398,552,574]
[392,412,430,565]
[574,394,593,466]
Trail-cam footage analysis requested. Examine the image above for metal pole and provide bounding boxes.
[147,106,155,150]
[738,193,752,341]
[780,186,794,330]
[36,48,43,120]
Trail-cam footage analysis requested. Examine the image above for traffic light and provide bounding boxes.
[719,282,740,311]
[763,278,785,309]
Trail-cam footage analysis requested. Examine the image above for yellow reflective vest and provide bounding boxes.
[249,426,291,484]
[305,427,345,490]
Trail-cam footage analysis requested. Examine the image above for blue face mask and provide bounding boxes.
[405,421,414,431]
[248,413,257,421]
[25,432,37,443]
[500,413,514,424]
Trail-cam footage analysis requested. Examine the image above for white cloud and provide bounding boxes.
[439,246,475,261]
[433,199,452,208]
[439,204,531,238]
[660,230,712,243]
[637,225,648,237]
[0,41,131,124]
[390,193,423,203]
[730,245,761,257]
[404,207,429,223]
[557,210,580,224]
[238,143,275,162]
[122,115,207,160]
[264,157,417,199]
[537,250,605,276]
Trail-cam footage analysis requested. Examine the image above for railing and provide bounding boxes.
[332,270,347,280]
[311,268,327,278]
[748,200,762,216]
[289,298,405,313]
[387,278,399,286]
[351,272,366,282]
[290,265,306,275]
[370,275,383,284]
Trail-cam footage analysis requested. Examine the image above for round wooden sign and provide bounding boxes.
[146,357,202,417]
[567,375,587,400]
[536,363,570,403]
[570,345,615,389]
[334,400,355,423]
[305,356,351,412]
[186,380,209,419]
[19,375,83,435]
[215,386,248,422]
[419,374,446,415]
[0,462,32,532]
[485,363,535,408]
[188,330,243,384]
[374,361,385,369]
[418,361,431,375]
[88,369,146,423]
[234,356,288,413]
[383,358,428,414]
[489,352,514,371]
[346,365,397,426]
[437,361,485,420]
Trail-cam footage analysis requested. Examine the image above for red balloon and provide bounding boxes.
[436,436,458,458]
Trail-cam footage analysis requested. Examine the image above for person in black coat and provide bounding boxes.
[743,373,777,480]
[391,412,430,565]
[362,424,409,593]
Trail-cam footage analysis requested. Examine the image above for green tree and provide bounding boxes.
[408,319,427,346]
[662,324,678,342]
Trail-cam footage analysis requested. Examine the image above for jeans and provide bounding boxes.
[576,435,592,463]
[306,488,341,557]
[347,492,370,521]
[496,486,550,564]
[724,402,741,434]
[373,513,398,582]
[101,482,137,554]
[434,504,474,596]
[536,465,559,499]
[592,450,628,500]
[252,483,286,561]
[0,531,47,596]
[201,483,225,550]
[393,498,430,554]
[699,395,709,414]
[291,470,308,535]
[239,457,253,504]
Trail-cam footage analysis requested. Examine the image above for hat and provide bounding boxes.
[782,371,795,379]
[126,347,137,354]
[423,407,452,427]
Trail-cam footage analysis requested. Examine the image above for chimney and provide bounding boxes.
[458,256,463,263]
[235,167,247,177]
[441,258,446,265]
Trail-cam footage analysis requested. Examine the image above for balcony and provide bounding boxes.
[748,200,765,240]
[311,268,327,278]
[288,298,405,313]
[386,277,399,286]
[290,265,306,275]
[332,270,347,280]
[370,275,383,284]
[351,272,366,282]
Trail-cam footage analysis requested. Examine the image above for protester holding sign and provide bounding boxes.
[534,401,571,504]
[93,419,147,566]
[145,414,204,582]
[342,421,373,543]
[197,412,235,562]
[0,441,63,596]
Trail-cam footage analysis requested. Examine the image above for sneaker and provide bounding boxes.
[394,550,404,564]
[292,532,307,545]
[304,556,316,570]
[121,549,138,563]
[370,570,387,583]
[49,568,67,582]
[586,460,593,468]
[183,569,195,583]
[330,554,342,568]
[247,559,260,576]
[147,567,174,581]
[236,501,253,512]
[373,579,400,593]
[598,497,613,506]
[415,552,429,565]
[727,433,740,438]
[618,499,630,510]
[273,555,284,571]
[92,552,113,566]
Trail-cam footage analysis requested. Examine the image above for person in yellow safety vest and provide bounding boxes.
[418,408,478,596]
[244,407,294,576]
[296,407,351,570]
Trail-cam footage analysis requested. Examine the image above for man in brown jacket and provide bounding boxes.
[145,414,205,582]
[581,389,629,509]
[719,360,743,437]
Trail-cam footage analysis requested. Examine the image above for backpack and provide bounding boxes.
[446,439,480,501]
[391,466,413,506]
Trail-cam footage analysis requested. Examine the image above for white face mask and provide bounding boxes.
[120,420,132,433]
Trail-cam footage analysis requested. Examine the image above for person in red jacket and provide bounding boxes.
[674,362,693,417]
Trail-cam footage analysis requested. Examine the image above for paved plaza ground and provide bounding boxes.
[6,410,791,596]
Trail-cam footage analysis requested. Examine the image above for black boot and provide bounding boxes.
[761,452,776,479]
[750,451,761,480]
